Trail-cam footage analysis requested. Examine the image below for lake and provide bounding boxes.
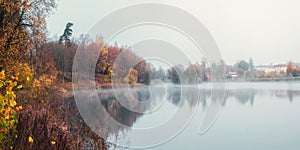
[76,82,300,150]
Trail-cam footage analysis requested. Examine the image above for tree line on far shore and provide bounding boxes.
[162,58,300,84]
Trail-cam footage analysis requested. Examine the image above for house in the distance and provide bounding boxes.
[254,65,275,73]
[225,65,238,80]
[254,62,300,77]
[289,62,300,76]
[226,72,238,80]
[274,64,287,73]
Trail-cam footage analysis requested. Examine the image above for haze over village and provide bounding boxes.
[223,59,300,80]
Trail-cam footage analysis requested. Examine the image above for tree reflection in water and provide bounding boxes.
[78,84,300,149]
[97,86,300,131]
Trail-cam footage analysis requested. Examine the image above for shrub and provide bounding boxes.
[0,70,22,149]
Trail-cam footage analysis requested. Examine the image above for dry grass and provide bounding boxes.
[13,88,107,150]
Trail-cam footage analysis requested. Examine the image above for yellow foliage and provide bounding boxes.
[8,63,33,89]
[28,136,34,143]
[20,73,57,104]
[124,68,138,84]
[0,0,56,67]
[16,106,22,111]
[0,71,21,148]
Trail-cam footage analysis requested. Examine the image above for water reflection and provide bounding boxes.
[225,89,300,105]
[78,82,300,149]
[167,87,300,109]
[96,84,300,130]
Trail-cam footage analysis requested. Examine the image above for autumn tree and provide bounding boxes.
[0,0,56,71]
[183,63,201,84]
[0,1,56,147]
[89,39,151,85]
[34,40,78,81]
[134,61,150,85]
[124,68,138,85]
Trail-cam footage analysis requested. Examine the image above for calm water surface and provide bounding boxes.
[89,82,300,150]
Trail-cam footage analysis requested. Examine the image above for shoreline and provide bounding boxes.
[97,83,144,89]
[227,77,300,82]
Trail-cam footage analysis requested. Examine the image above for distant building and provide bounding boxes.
[226,72,238,80]
[255,65,275,73]
[274,64,287,72]
[255,64,294,73]
[290,62,300,77]
[225,65,238,80]
[293,63,300,68]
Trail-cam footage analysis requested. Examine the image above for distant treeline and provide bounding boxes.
[39,37,151,85]
[162,58,300,84]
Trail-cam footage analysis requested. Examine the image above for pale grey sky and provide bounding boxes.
[47,0,300,65]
